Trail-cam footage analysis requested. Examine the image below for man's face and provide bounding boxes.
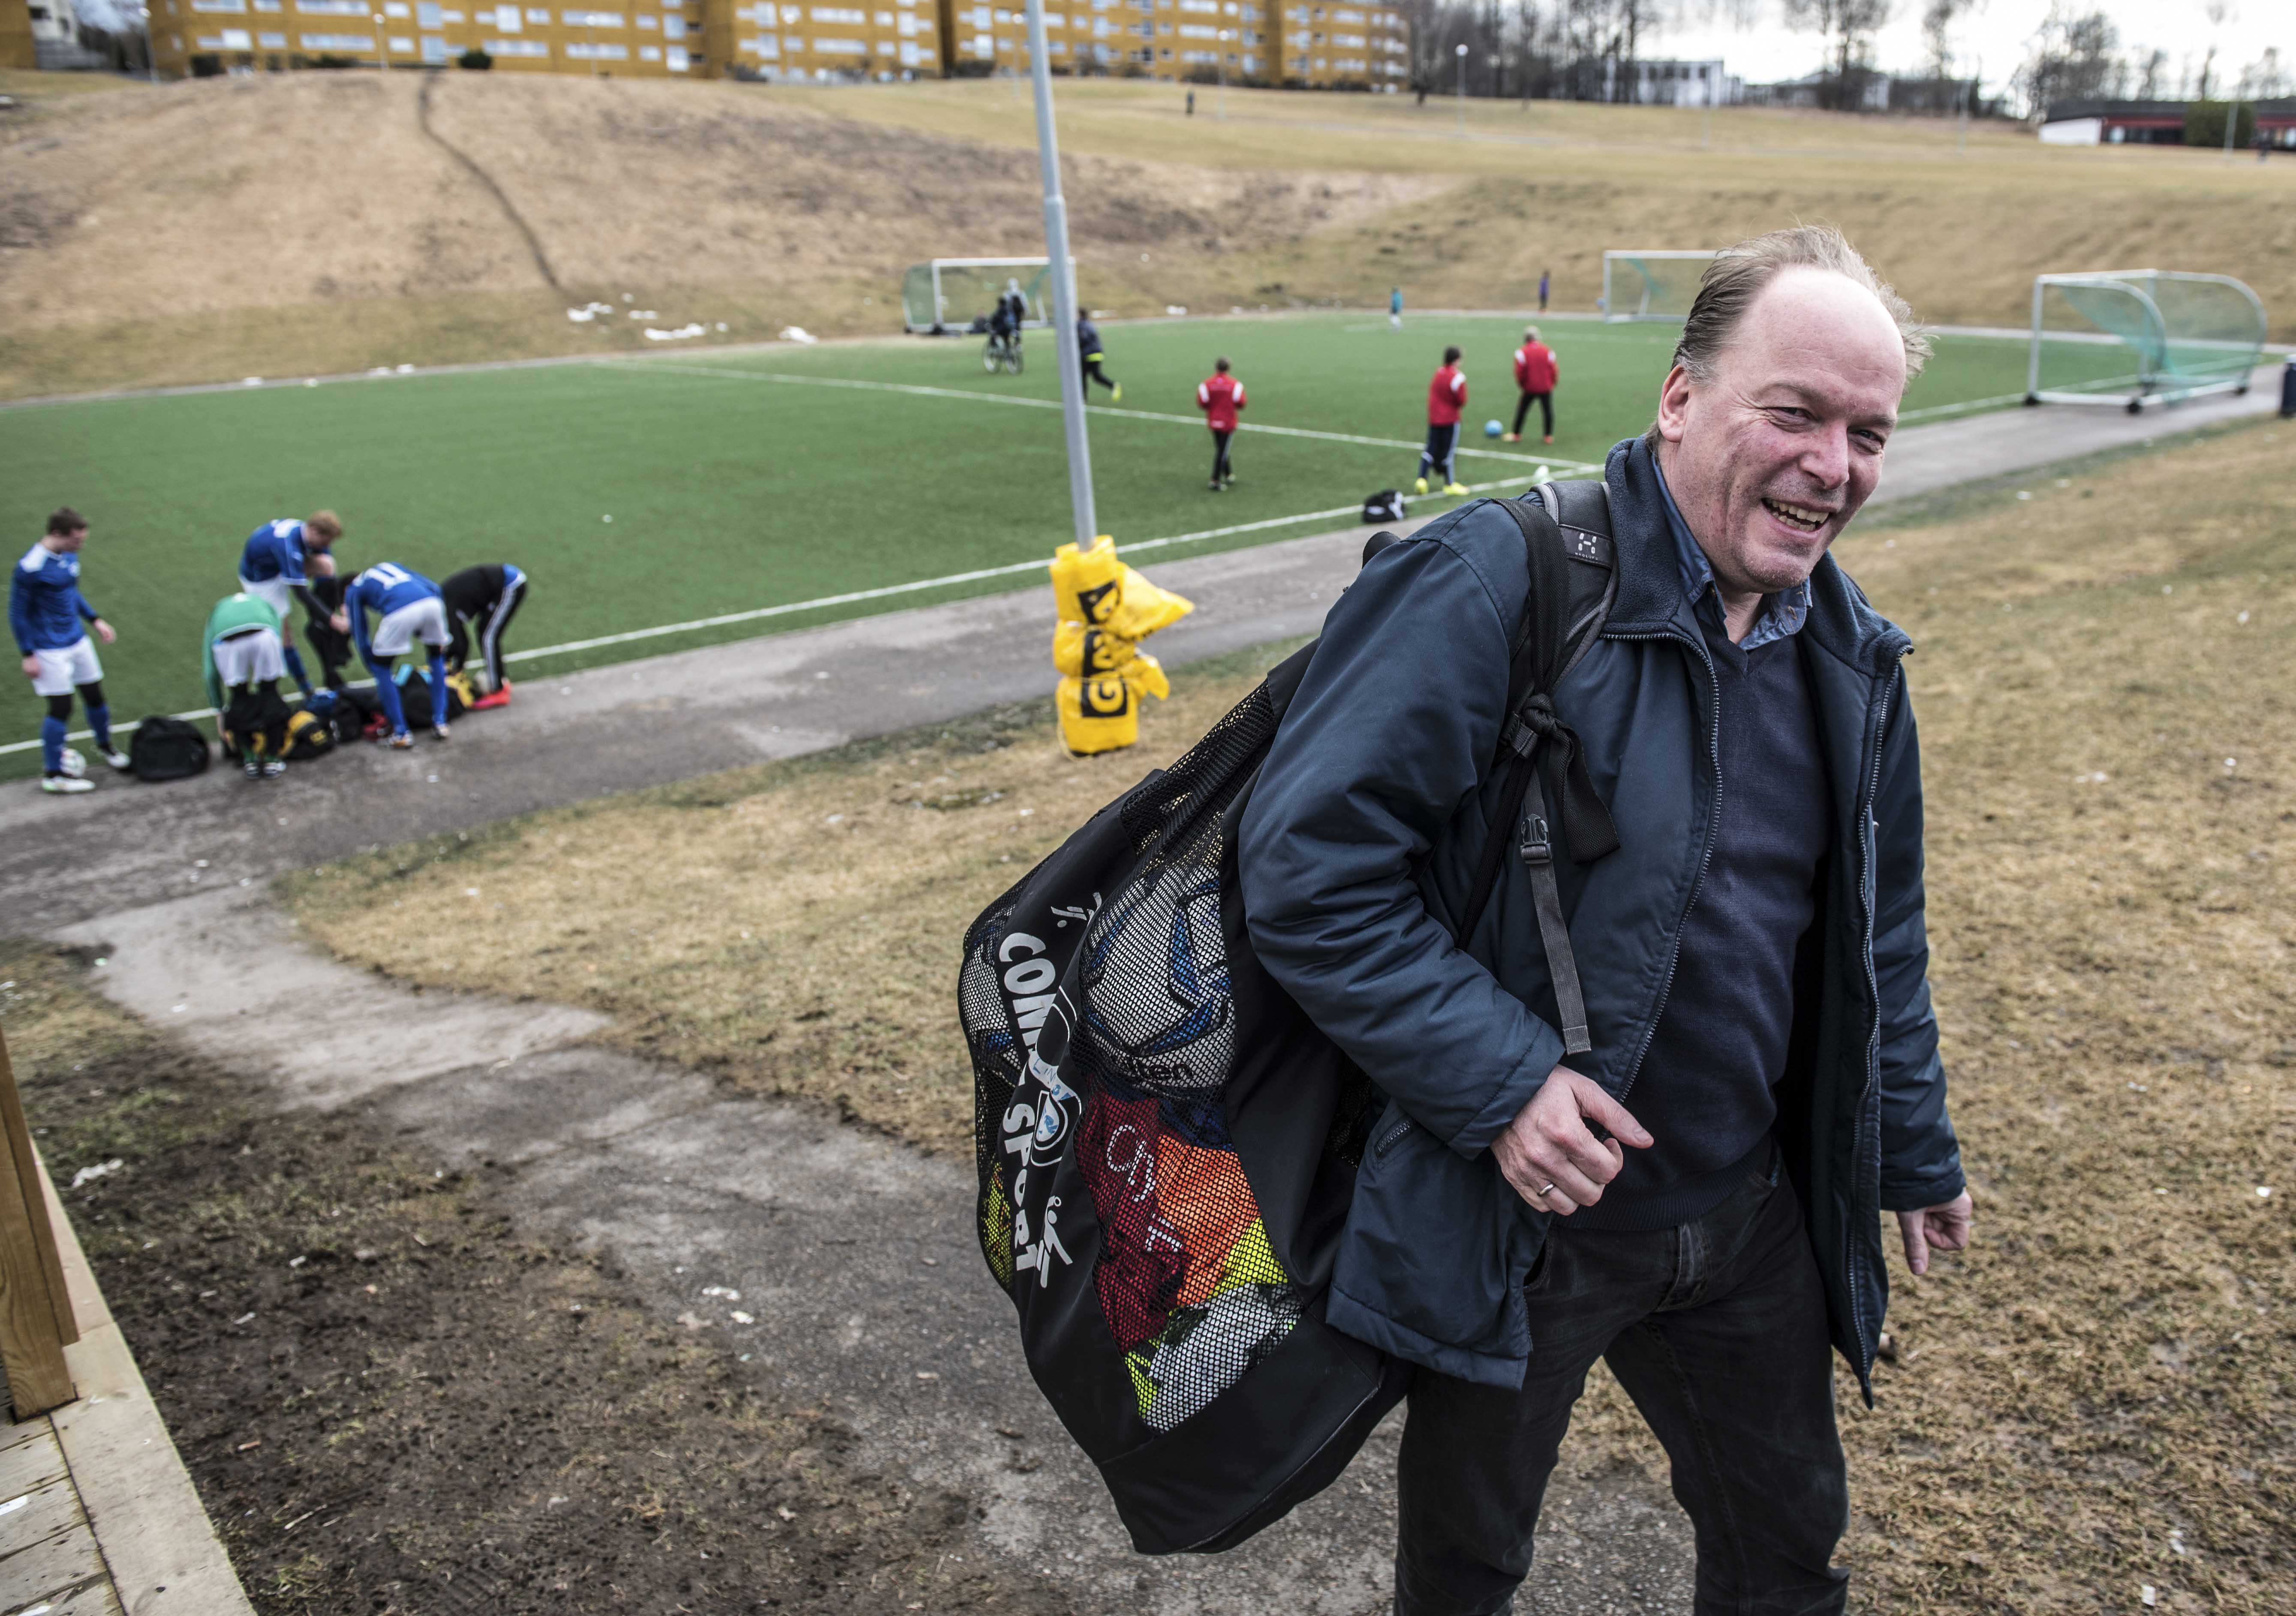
[46,527,87,554]
[1655,267,1908,599]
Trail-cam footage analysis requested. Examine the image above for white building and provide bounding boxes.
[1601,57,1740,107]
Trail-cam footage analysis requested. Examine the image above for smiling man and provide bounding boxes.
[1240,226,1972,1614]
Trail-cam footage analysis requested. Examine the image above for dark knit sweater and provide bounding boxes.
[1572,606,1833,1231]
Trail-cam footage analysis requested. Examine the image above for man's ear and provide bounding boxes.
[1654,363,1694,446]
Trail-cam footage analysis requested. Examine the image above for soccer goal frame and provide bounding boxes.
[900,258,1067,335]
[2024,270,2269,413]
[1601,250,1718,323]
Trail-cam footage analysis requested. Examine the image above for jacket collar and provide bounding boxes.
[1598,436,1908,675]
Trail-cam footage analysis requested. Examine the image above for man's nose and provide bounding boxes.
[1799,423,1851,491]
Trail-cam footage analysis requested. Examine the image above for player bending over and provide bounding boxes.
[1077,314,1122,402]
[1197,357,1245,491]
[442,563,527,710]
[1506,325,1559,444]
[346,561,453,747]
[12,507,128,795]
[238,512,348,699]
[1414,346,1470,498]
[203,593,292,781]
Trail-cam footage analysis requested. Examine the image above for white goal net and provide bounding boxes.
[901,259,1059,335]
[1601,250,1717,322]
[2025,270,2269,412]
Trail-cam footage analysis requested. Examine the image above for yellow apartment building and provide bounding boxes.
[955,0,1405,87]
[711,0,939,81]
[147,0,709,75]
[1,0,36,69]
[143,0,1397,81]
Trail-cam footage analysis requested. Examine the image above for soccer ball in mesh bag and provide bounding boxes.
[1079,864,1235,1095]
[58,746,87,779]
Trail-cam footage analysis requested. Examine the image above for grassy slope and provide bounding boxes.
[782,80,2296,341]
[0,313,2040,761]
[4,75,2291,400]
[287,419,2296,1610]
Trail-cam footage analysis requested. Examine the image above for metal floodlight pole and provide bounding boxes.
[1217,28,1225,121]
[1024,0,1097,546]
[2224,98,2239,161]
[1455,41,1466,137]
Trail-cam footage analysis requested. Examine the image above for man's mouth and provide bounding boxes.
[1762,498,1835,535]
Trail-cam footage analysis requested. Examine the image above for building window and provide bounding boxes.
[298,30,375,45]
[666,41,688,65]
[482,33,548,50]
[258,27,286,41]
[663,12,682,33]
[563,36,626,52]
[421,30,446,54]
[638,40,658,54]
[562,9,624,24]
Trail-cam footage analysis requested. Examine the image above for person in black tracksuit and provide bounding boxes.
[1077,314,1121,400]
[441,563,527,704]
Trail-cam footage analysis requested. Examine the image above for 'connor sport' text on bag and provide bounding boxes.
[957,483,1618,1555]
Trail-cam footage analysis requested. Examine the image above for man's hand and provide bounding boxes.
[1492,1067,1653,1215]
[92,618,115,645]
[330,612,349,635]
[19,654,38,679]
[1894,1192,1974,1276]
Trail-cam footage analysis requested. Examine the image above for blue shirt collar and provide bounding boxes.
[1649,452,1810,651]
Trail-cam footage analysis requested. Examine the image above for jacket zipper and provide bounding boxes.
[1603,623,1723,1103]
[1845,638,1910,1386]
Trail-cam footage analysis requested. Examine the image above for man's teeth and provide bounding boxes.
[1763,499,1830,532]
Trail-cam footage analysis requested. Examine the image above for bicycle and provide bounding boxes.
[982,330,1023,375]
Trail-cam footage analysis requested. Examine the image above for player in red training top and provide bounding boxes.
[1506,325,1559,444]
[1415,346,1469,498]
[1197,356,1246,492]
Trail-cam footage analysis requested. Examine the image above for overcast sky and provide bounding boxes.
[1655,0,2289,99]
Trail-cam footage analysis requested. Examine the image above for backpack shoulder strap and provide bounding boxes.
[1453,481,1622,1054]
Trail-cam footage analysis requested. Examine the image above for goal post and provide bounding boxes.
[900,258,1062,335]
[1601,250,1717,322]
[2024,270,2269,412]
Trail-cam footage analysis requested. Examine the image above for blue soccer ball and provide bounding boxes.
[1483,419,1503,438]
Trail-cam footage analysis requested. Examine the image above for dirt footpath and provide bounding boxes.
[36,888,1697,1616]
[0,941,1061,1615]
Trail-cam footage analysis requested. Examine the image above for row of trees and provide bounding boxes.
[2016,4,2287,113]
[1392,0,1980,111]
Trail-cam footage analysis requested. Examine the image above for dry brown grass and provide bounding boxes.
[6,71,2295,397]
[285,421,2295,1610]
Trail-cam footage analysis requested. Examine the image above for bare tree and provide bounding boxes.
[2016,5,2125,116]
[2132,46,2167,99]
[1781,0,1893,108]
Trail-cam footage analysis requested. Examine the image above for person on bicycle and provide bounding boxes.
[989,279,1026,357]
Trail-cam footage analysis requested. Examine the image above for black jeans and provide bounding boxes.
[1210,428,1234,482]
[1394,1153,1849,1616]
[1511,390,1553,438]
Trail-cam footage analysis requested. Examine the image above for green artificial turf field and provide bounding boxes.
[0,313,2096,768]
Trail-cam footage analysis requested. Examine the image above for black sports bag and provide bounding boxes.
[957,483,1619,1555]
[1361,488,1407,525]
[129,716,211,782]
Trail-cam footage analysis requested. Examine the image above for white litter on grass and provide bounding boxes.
[2171,1530,2187,1556]
[701,1285,740,1300]
[1165,305,1188,316]
[288,1255,306,1268]
[304,379,318,388]
[628,309,660,321]
[234,1312,256,1324]
[241,376,263,387]
[396,363,414,374]
[465,888,480,897]
[824,814,845,825]
[567,301,616,322]
[2016,490,2032,501]
[2075,771,2109,784]
[2225,758,2238,770]
[645,324,707,342]
[71,1158,123,1189]
[778,325,818,344]
[2239,611,2251,623]
[729,1310,755,1324]
[622,292,635,302]
[2142,1588,2156,1608]
[715,322,728,332]
[2259,1186,2275,1198]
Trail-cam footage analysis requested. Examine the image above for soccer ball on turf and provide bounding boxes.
[1483,419,1503,439]
[58,746,87,779]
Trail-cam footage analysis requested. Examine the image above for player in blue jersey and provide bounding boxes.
[238,512,348,699]
[344,561,452,747]
[12,508,130,795]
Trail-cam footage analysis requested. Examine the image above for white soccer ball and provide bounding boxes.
[58,746,87,779]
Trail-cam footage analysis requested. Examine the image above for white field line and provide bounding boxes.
[0,478,1544,758]
[603,359,1604,471]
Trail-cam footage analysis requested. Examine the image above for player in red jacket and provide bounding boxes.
[1415,346,1469,498]
[1506,325,1559,444]
[1197,357,1246,491]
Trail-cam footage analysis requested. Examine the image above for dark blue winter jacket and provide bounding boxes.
[1238,436,1964,1398]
